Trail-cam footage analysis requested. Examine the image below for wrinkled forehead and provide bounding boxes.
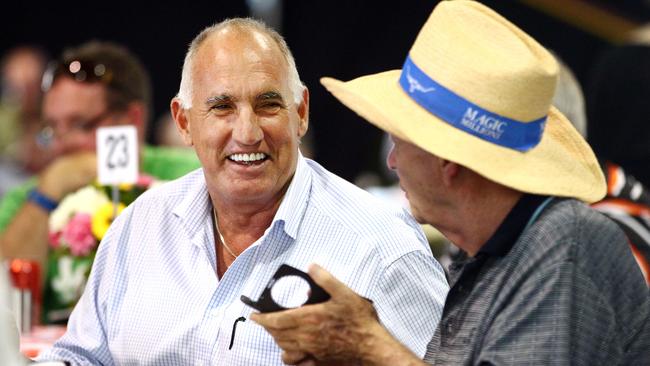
[43,77,108,117]
[191,28,290,95]
[196,27,286,70]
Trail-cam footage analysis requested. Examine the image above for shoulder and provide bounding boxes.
[504,198,627,288]
[98,169,206,257]
[514,198,628,270]
[304,159,430,255]
[130,168,204,211]
[517,197,647,311]
[525,198,624,251]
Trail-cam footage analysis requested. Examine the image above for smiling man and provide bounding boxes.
[36,18,448,365]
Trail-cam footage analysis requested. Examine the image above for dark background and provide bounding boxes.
[2,0,648,183]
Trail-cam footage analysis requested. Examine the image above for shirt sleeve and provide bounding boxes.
[371,249,449,358]
[476,259,617,365]
[0,180,34,233]
[35,210,128,366]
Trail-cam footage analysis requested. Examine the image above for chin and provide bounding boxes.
[409,207,425,223]
[413,215,428,225]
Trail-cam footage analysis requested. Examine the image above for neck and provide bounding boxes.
[438,178,522,257]
[210,191,285,253]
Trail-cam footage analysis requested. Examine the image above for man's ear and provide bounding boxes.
[124,102,147,142]
[440,159,460,187]
[297,87,309,138]
[170,98,193,146]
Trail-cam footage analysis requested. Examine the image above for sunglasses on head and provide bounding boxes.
[41,59,114,92]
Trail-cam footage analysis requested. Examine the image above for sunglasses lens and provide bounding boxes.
[36,126,54,148]
[94,64,106,76]
[42,59,110,91]
[68,60,107,83]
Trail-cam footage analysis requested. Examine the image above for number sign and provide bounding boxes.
[96,126,138,185]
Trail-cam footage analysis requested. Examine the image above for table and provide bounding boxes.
[20,325,66,359]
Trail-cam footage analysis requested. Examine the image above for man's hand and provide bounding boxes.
[251,264,385,365]
[38,152,97,200]
[0,152,97,275]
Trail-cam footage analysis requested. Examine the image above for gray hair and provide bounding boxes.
[551,54,587,137]
[177,18,304,108]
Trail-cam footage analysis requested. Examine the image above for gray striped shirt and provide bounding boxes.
[425,197,650,365]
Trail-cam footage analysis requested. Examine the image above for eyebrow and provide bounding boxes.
[257,91,284,102]
[205,94,233,106]
[204,91,286,107]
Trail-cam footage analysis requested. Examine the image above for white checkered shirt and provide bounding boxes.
[38,156,448,365]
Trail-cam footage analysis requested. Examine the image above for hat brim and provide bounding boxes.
[321,70,606,203]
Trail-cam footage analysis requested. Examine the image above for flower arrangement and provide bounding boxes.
[43,175,160,323]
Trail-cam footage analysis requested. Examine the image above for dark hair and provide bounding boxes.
[58,41,152,122]
[586,44,650,185]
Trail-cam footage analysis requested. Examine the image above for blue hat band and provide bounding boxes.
[398,56,546,152]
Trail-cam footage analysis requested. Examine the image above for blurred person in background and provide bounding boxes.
[552,53,650,283]
[0,41,201,323]
[0,46,51,197]
[154,112,188,148]
[587,45,650,188]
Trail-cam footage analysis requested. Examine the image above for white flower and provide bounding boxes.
[51,256,89,304]
[49,186,110,232]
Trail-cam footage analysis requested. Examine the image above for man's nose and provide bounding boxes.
[50,134,72,156]
[232,109,263,145]
[50,128,89,157]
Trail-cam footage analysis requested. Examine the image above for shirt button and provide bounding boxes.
[446,321,453,334]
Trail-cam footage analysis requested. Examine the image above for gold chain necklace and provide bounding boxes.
[212,208,239,259]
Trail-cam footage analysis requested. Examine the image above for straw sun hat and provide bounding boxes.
[321,0,605,203]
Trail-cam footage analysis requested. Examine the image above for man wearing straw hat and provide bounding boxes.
[252,1,650,365]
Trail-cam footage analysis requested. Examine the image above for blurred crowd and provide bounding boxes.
[0,46,50,196]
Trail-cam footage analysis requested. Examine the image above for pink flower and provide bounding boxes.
[136,174,154,188]
[48,231,62,249]
[62,213,97,256]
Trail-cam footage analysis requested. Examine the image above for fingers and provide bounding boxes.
[40,152,98,198]
[282,350,309,365]
[251,308,303,330]
[296,359,316,366]
[308,264,358,301]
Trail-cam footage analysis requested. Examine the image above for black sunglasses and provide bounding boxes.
[41,59,114,92]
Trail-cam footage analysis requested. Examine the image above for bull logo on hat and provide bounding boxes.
[405,66,435,94]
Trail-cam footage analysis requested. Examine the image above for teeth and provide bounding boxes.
[229,153,267,163]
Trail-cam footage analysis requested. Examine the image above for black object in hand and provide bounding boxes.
[241,264,330,313]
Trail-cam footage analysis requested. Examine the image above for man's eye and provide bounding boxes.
[258,102,283,111]
[210,104,234,116]
[73,120,97,132]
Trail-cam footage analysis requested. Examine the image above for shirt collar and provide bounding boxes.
[273,153,312,240]
[171,153,312,242]
[172,170,212,243]
[478,193,549,257]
